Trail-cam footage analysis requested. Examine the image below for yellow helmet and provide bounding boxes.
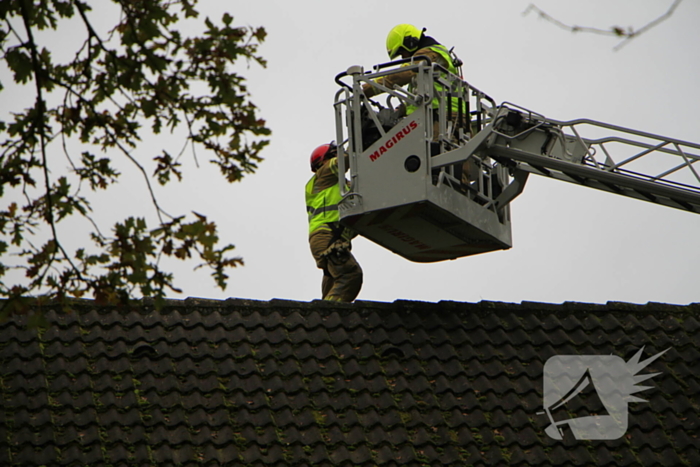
[386,24,422,59]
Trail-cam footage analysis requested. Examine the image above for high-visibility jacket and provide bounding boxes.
[306,158,346,236]
[306,177,342,235]
[406,44,463,116]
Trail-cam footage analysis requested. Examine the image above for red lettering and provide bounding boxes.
[368,119,418,162]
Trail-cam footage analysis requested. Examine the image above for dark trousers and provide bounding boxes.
[309,229,362,302]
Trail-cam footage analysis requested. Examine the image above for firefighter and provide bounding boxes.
[305,142,362,302]
[362,24,463,117]
[363,24,476,189]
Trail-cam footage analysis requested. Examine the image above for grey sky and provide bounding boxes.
[2,0,698,305]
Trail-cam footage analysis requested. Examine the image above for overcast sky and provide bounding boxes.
[3,0,699,305]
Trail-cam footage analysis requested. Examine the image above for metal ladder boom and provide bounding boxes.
[432,103,700,214]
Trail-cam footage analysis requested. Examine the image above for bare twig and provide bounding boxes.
[523,0,683,51]
[74,1,193,220]
[45,73,173,224]
[114,138,175,222]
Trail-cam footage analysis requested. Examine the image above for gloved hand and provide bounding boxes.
[320,240,352,264]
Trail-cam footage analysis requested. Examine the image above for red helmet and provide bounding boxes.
[310,142,336,172]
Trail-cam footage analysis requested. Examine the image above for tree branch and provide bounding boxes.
[1,0,269,311]
[13,0,150,300]
[17,0,81,290]
[523,0,683,51]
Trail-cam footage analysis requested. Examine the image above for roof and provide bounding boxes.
[1,298,698,466]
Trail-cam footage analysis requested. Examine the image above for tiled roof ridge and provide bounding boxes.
[5,300,696,364]
[6,298,700,350]
[4,297,699,344]
[4,295,697,313]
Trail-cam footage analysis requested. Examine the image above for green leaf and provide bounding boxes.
[5,48,34,84]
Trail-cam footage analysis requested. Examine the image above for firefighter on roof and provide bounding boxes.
[305,142,363,302]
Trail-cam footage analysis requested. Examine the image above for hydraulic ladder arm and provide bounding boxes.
[432,102,700,214]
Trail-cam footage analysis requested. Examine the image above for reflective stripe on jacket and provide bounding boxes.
[306,170,343,236]
[406,44,463,115]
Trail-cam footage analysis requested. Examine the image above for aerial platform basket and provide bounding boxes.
[333,60,523,262]
[333,58,700,263]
